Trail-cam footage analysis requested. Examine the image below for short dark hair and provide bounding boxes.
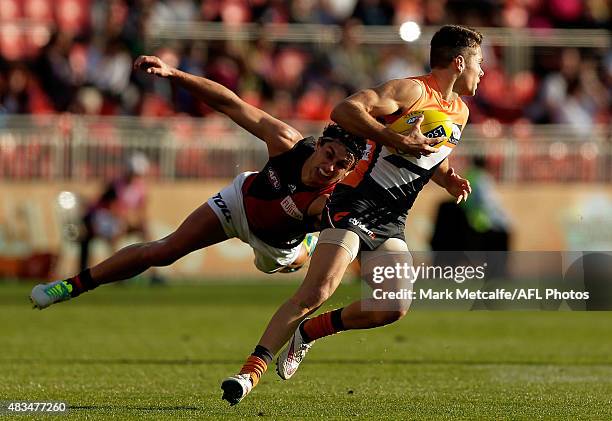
[430,25,483,69]
[319,124,367,168]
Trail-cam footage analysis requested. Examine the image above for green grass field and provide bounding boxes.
[2,280,612,420]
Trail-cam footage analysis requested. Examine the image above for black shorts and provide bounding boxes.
[321,184,407,251]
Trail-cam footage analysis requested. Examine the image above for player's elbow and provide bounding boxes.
[331,100,359,126]
[274,126,299,147]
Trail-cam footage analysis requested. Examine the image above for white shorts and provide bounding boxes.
[207,172,302,274]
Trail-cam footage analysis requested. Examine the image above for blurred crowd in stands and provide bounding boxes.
[0,0,610,130]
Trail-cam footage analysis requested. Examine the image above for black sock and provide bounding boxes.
[298,319,313,343]
[251,345,274,366]
[330,308,345,331]
[66,269,96,297]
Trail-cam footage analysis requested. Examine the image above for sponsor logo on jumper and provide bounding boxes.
[449,124,462,145]
[267,168,281,191]
[349,217,376,239]
[212,193,232,223]
[288,184,297,194]
[405,115,420,125]
[422,125,446,139]
[281,196,303,220]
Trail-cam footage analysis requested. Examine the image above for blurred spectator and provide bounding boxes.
[70,86,104,115]
[530,48,610,132]
[352,0,394,25]
[89,38,133,99]
[1,65,34,114]
[0,0,608,124]
[79,152,160,284]
[34,31,80,111]
[431,156,513,277]
[174,42,207,115]
[431,156,512,254]
[375,44,426,83]
[250,0,290,24]
[540,48,582,123]
[327,19,375,90]
[475,64,537,123]
[151,0,197,25]
[462,156,513,245]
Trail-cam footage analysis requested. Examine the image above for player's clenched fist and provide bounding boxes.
[133,55,175,78]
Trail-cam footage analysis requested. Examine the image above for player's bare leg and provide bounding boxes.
[333,239,413,328]
[276,238,412,380]
[221,239,353,404]
[30,203,228,309]
[261,241,351,352]
[125,222,166,284]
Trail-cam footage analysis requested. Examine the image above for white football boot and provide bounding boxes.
[221,374,253,406]
[30,281,73,309]
[276,320,314,380]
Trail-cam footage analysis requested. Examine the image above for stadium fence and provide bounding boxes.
[0,115,610,183]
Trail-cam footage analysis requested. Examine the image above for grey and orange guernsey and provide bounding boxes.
[322,74,470,250]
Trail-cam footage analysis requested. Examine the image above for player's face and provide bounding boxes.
[456,47,484,96]
[305,141,355,187]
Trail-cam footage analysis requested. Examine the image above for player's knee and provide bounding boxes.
[370,309,407,327]
[303,289,330,310]
[293,286,332,313]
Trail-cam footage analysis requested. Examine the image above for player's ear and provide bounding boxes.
[455,55,465,73]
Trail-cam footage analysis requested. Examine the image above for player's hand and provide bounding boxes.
[444,167,471,204]
[396,115,443,158]
[133,55,175,78]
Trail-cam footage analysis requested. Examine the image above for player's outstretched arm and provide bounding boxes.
[331,79,439,157]
[133,55,303,156]
[432,158,472,204]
